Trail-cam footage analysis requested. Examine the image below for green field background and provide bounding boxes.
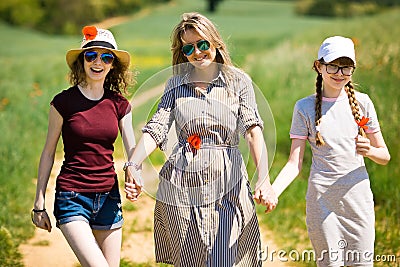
[0,0,398,266]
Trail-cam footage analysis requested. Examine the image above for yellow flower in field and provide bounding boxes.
[30,83,43,98]
[351,37,360,47]
[0,98,10,111]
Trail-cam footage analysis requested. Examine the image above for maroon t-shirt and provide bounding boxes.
[51,86,131,192]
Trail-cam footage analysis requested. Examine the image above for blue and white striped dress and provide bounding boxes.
[143,67,264,266]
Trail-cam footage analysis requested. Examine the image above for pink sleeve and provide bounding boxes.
[290,134,308,140]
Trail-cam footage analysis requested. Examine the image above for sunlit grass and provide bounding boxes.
[249,7,400,266]
[0,0,398,266]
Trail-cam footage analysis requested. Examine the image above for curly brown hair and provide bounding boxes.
[68,52,135,94]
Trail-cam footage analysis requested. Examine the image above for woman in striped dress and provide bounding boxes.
[124,12,278,266]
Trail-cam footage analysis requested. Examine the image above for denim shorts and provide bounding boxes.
[54,184,123,230]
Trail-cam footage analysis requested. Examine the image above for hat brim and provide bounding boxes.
[322,53,356,65]
[66,47,131,69]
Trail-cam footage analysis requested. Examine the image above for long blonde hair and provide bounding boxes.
[170,12,233,75]
[313,57,365,146]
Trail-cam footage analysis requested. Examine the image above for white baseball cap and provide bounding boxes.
[318,36,356,64]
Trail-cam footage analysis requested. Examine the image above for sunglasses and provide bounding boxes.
[84,51,115,64]
[322,63,355,76]
[182,40,211,56]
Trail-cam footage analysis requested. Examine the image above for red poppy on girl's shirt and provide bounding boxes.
[356,116,369,130]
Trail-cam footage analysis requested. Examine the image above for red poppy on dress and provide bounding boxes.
[355,116,369,130]
[187,134,201,150]
[82,26,97,41]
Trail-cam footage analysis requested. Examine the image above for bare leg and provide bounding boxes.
[60,221,110,267]
[93,228,122,267]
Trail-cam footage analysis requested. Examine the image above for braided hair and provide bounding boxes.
[313,57,364,146]
[345,80,367,137]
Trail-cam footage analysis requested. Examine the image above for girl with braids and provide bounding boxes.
[271,36,390,267]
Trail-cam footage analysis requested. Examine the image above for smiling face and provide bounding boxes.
[315,57,354,96]
[181,28,217,70]
[83,48,114,83]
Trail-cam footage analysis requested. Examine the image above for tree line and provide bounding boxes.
[2,0,399,35]
[0,0,170,35]
[295,0,400,17]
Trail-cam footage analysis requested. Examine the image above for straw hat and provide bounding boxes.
[66,26,130,69]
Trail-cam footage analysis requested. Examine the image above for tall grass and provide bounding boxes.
[0,24,72,265]
[248,8,400,266]
[0,0,398,266]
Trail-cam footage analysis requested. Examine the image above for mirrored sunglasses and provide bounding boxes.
[182,40,211,56]
[84,51,115,64]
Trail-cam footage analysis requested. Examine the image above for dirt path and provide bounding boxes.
[20,155,292,266]
[20,156,78,267]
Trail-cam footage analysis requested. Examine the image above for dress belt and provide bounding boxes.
[178,142,238,150]
[201,143,238,149]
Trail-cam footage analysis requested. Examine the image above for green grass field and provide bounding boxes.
[0,0,398,266]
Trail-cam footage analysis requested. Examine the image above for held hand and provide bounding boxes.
[355,135,372,157]
[124,181,142,202]
[31,210,52,232]
[124,166,143,202]
[253,178,278,213]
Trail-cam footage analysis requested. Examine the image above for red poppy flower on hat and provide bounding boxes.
[187,134,201,150]
[82,26,97,41]
[355,116,369,130]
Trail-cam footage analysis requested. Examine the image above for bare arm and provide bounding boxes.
[272,138,306,198]
[245,125,278,213]
[33,105,63,232]
[356,131,390,165]
[119,111,136,161]
[124,132,158,202]
[128,132,158,166]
